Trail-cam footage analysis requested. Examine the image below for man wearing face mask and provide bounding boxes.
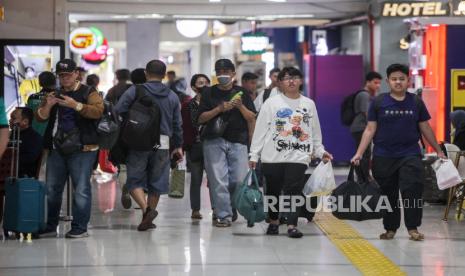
[27,71,57,136]
[197,59,256,227]
[19,67,41,105]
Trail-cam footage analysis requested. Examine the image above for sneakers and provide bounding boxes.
[121,184,132,209]
[287,228,303,238]
[215,217,232,227]
[65,229,89,239]
[37,227,58,238]
[137,207,158,231]
[266,224,279,235]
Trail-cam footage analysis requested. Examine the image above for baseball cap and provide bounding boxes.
[55,59,77,74]
[215,59,235,72]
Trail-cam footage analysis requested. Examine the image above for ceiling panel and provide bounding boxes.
[67,0,369,21]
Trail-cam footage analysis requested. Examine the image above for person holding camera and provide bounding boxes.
[36,59,103,239]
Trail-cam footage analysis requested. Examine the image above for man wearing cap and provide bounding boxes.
[36,59,104,238]
[197,59,256,227]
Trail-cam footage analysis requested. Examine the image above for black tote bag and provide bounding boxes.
[331,165,387,221]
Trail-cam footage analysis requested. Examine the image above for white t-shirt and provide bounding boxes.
[250,93,326,165]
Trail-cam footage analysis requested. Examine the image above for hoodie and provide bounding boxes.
[115,81,183,149]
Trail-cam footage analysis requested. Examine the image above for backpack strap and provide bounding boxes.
[373,93,385,114]
[135,84,145,100]
[413,94,422,111]
[263,88,272,102]
[81,85,94,103]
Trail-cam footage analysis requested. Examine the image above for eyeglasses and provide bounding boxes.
[281,76,301,82]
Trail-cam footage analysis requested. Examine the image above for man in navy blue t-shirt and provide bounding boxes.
[351,64,446,241]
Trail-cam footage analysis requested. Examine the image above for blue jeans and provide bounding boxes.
[46,150,97,232]
[203,138,249,219]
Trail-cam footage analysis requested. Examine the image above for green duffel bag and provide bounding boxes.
[233,170,266,227]
[169,167,185,198]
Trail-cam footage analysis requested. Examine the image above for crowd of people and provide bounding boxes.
[0,56,451,241]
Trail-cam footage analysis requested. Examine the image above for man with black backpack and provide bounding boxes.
[105,69,131,105]
[115,60,183,231]
[343,71,382,178]
[254,68,280,112]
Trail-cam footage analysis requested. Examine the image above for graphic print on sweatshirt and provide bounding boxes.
[273,106,312,154]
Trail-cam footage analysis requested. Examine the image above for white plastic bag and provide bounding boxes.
[432,159,463,190]
[302,161,336,196]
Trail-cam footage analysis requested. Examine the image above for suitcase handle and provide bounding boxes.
[9,124,21,180]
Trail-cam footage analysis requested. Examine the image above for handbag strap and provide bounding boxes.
[347,165,355,182]
[251,169,260,189]
[243,169,260,189]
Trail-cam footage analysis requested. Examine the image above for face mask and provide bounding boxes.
[217,75,232,86]
[25,71,35,79]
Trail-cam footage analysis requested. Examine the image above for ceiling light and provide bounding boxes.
[209,0,222,2]
[111,15,131,19]
[174,14,244,20]
[176,20,208,38]
[135,13,165,19]
[267,0,287,2]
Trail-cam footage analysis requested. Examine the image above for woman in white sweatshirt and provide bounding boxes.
[249,67,332,238]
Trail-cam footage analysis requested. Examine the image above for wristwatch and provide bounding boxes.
[75,102,83,112]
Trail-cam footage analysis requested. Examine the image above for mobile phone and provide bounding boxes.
[55,91,65,100]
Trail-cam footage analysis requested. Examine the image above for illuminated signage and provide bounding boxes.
[241,33,269,55]
[69,27,98,55]
[400,38,409,50]
[382,1,465,17]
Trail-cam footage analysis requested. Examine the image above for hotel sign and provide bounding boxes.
[382,1,465,17]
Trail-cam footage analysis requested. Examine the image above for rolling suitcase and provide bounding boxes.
[3,125,47,237]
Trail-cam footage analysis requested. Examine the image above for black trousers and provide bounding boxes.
[262,163,307,226]
[372,156,424,231]
[351,131,371,179]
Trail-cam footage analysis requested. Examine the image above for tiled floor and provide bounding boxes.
[1,169,465,276]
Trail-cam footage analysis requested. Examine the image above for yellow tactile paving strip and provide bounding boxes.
[314,212,406,276]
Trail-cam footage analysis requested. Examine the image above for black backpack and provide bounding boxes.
[120,85,161,151]
[340,90,364,126]
[96,100,121,150]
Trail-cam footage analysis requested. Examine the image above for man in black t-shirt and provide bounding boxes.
[197,59,256,227]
